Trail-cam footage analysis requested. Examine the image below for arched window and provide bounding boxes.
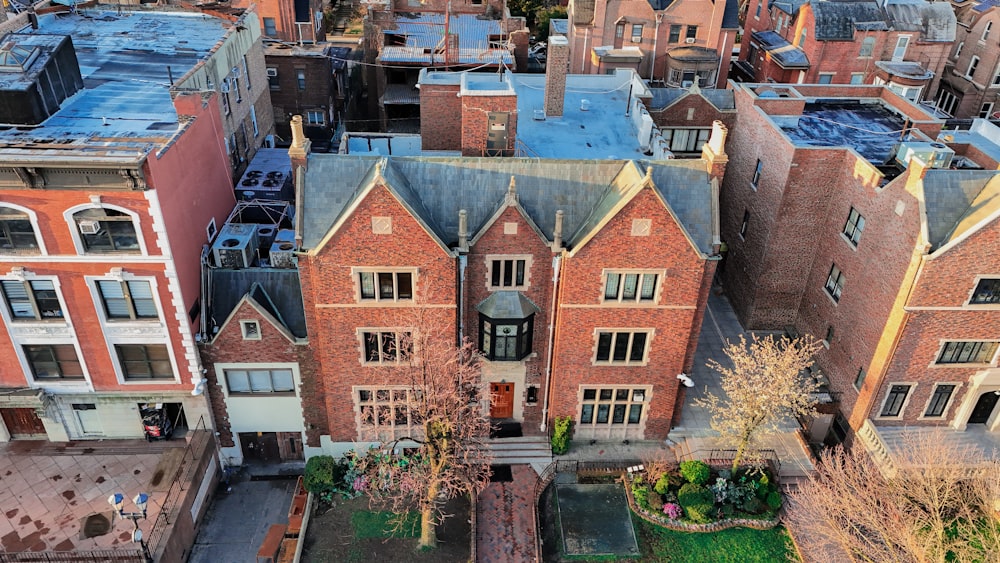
[0,205,40,254]
[72,208,140,253]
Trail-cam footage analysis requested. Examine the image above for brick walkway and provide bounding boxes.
[476,464,537,563]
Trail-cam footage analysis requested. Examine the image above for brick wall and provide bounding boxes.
[420,82,462,151]
[265,53,333,142]
[461,94,518,156]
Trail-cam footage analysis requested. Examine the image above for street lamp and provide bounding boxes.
[108,492,152,563]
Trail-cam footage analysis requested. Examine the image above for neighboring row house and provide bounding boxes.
[719,82,1000,470]
[935,0,1000,118]
[0,8,261,442]
[737,0,955,103]
[563,0,739,88]
[233,0,326,44]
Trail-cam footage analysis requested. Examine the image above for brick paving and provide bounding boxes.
[0,440,180,554]
[476,464,537,563]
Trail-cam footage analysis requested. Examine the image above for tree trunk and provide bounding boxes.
[418,505,437,549]
[732,437,749,474]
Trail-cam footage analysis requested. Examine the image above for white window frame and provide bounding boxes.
[892,35,910,62]
[859,36,875,58]
[967,55,981,80]
[751,159,763,190]
[206,217,217,242]
[600,269,663,304]
[353,385,425,442]
[877,382,916,419]
[919,382,962,420]
[240,320,261,340]
[95,279,160,322]
[224,367,296,395]
[967,276,1000,307]
[485,255,532,290]
[842,207,865,247]
[22,343,88,383]
[739,210,749,240]
[850,73,865,85]
[818,73,835,84]
[352,268,417,303]
[1,277,66,322]
[251,106,259,137]
[63,203,148,256]
[955,41,964,60]
[305,110,325,125]
[825,263,845,303]
[983,21,993,42]
[0,203,47,255]
[592,329,654,366]
[981,102,995,119]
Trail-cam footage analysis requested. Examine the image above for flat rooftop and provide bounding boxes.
[0,10,230,160]
[352,70,658,159]
[778,101,914,163]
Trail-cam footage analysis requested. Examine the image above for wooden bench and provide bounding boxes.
[256,524,287,563]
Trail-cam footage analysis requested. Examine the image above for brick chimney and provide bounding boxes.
[288,115,311,169]
[701,120,728,182]
[544,36,569,117]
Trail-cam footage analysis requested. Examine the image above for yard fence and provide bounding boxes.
[0,549,144,562]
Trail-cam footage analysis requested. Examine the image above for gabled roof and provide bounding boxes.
[922,170,1000,251]
[752,31,810,69]
[883,1,956,41]
[812,1,887,40]
[210,273,307,340]
[300,156,717,255]
[722,0,741,29]
[808,0,955,42]
[648,85,736,112]
[771,0,810,16]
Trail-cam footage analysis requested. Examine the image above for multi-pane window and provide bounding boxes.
[0,207,39,253]
[480,317,533,361]
[296,71,306,90]
[859,37,875,57]
[97,280,157,320]
[825,264,845,302]
[981,102,995,119]
[358,271,413,301]
[936,341,999,365]
[74,209,139,253]
[595,331,650,364]
[362,330,412,364]
[850,73,865,85]
[631,24,643,42]
[305,110,325,125]
[970,279,1000,304]
[662,128,710,153]
[603,272,659,303]
[263,17,277,36]
[854,367,867,390]
[615,23,625,39]
[686,26,698,40]
[24,344,83,379]
[751,159,762,189]
[955,42,964,59]
[222,90,231,115]
[490,258,527,289]
[356,387,422,439]
[739,210,749,239]
[984,21,993,42]
[924,384,956,417]
[842,207,865,246]
[2,280,62,320]
[880,384,911,417]
[967,56,980,79]
[225,369,294,394]
[268,68,279,89]
[579,387,648,427]
[668,25,681,43]
[818,73,834,84]
[116,344,173,380]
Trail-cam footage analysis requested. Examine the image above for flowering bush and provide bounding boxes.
[663,502,683,519]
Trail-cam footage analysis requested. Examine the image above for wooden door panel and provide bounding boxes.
[490,383,514,419]
[1,408,46,436]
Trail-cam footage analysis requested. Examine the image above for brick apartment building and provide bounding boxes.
[563,0,739,88]
[719,82,1000,467]
[737,0,955,103]
[363,0,529,132]
[285,59,728,454]
[935,0,1000,119]
[232,0,326,43]
[645,84,739,157]
[0,9,252,442]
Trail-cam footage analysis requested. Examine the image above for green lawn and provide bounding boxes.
[634,516,798,563]
[350,510,420,539]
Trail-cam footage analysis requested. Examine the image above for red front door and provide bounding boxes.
[490,383,514,419]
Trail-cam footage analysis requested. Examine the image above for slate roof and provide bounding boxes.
[813,2,887,40]
[647,87,736,111]
[300,156,716,255]
[752,31,810,69]
[722,0,741,29]
[884,1,956,41]
[209,269,307,339]
[922,170,1000,250]
[809,0,955,42]
[972,0,1000,13]
[771,0,810,16]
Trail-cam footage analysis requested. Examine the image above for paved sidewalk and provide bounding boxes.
[476,465,536,563]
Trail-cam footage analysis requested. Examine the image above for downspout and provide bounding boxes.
[540,210,564,433]
[716,31,728,88]
[540,254,561,432]
[582,27,589,74]
[457,210,469,344]
[650,13,663,81]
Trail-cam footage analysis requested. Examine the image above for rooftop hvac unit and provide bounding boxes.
[78,220,100,235]
[269,240,297,269]
[212,223,258,268]
[256,225,278,249]
[274,229,296,244]
[895,142,955,169]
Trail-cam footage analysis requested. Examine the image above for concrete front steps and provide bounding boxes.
[481,436,552,469]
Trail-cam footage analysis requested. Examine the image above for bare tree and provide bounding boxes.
[352,307,492,550]
[788,430,1000,563]
[696,334,820,472]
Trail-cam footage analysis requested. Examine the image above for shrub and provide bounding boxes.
[653,473,671,495]
[550,416,573,455]
[679,460,711,485]
[740,496,764,514]
[766,491,783,511]
[678,483,716,524]
[647,491,664,511]
[663,502,683,519]
[632,484,650,509]
[304,455,337,494]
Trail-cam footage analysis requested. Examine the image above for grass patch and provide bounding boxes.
[351,510,420,539]
[634,515,798,563]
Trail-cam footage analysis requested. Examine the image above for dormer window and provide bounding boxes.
[477,291,538,362]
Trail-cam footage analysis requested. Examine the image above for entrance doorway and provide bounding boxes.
[490,382,514,419]
[0,408,46,438]
[968,391,1000,424]
[239,431,304,463]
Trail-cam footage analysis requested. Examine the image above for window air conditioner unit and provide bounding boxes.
[266,68,278,77]
[78,220,100,235]
[685,38,696,44]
